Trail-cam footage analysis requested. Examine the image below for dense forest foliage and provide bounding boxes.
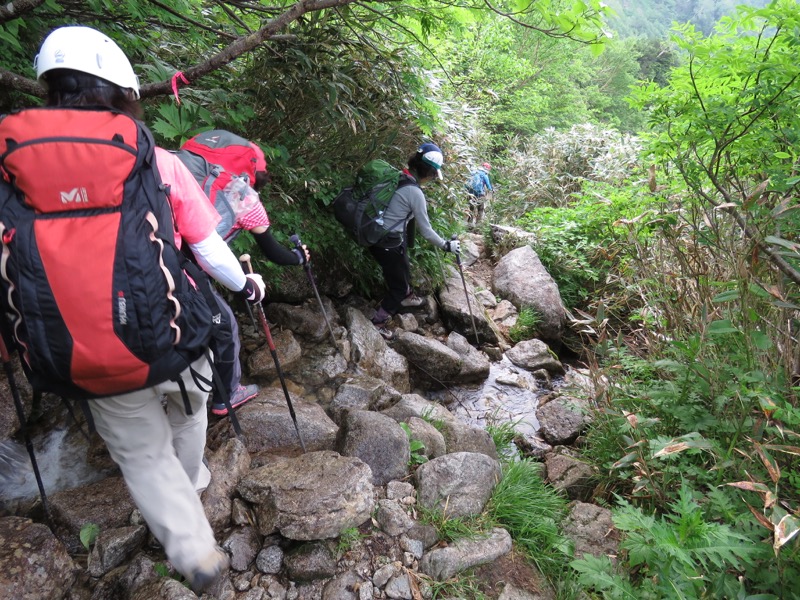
[2,0,800,598]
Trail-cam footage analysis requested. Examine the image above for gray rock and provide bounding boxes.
[562,501,620,563]
[237,451,374,540]
[129,577,200,599]
[285,542,337,581]
[337,410,409,485]
[265,300,336,343]
[386,480,415,500]
[0,516,75,600]
[374,499,415,536]
[256,545,284,574]
[545,450,595,501]
[393,331,463,386]
[415,452,502,518]
[372,563,398,588]
[405,417,446,459]
[490,225,538,248]
[475,289,497,308]
[209,387,338,455]
[381,394,456,426]
[322,569,362,599]
[87,525,147,577]
[88,553,159,600]
[506,339,564,374]
[330,376,402,424]
[438,274,500,345]
[203,437,251,533]
[537,396,592,445]
[346,308,410,393]
[397,313,419,332]
[438,420,497,458]
[222,526,261,572]
[493,246,565,343]
[420,527,512,580]
[385,572,413,599]
[247,328,303,379]
[49,476,135,553]
[446,331,491,383]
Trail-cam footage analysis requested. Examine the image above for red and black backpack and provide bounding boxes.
[0,107,213,399]
[175,130,265,243]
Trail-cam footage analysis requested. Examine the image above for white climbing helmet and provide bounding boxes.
[34,26,140,99]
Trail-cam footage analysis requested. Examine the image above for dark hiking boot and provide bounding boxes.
[211,384,258,416]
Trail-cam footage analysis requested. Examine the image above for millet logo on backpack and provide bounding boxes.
[60,187,89,204]
[117,291,128,325]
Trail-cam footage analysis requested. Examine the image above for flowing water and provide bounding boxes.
[430,355,560,448]
[0,426,111,505]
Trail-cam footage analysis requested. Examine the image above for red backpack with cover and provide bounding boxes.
[0,107,214,399]
[181,130,265,182]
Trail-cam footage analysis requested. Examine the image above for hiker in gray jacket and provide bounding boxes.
[369,142,460,339]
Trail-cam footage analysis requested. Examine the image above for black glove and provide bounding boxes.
[239,273,265,304]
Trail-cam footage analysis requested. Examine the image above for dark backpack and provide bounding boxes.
[332,159,418,248]
[0,107,214,400]
[172,149,247,242]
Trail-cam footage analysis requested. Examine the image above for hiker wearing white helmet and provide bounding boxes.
[27,24,264,592]
[369,142,460,339]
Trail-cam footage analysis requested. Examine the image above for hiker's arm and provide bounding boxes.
[189,233,248,292]
[252,229,304,266]
[406,188,447,249]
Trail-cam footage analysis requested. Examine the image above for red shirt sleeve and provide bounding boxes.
[154,147,221,248]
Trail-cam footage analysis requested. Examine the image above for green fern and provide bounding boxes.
[573,482,758,598]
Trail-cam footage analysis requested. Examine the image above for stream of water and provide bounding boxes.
[430,355,559,448]
[0,427,110,505]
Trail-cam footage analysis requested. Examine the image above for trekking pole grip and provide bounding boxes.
[240,253,253,275]
[289,233,302,249]
[450,233,462,265]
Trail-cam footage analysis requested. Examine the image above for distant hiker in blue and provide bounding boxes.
[466,162,493,227]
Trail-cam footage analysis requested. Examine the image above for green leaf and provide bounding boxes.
[712,290,740,302]
[80,523,100,551]
[774,151,791,159]
[707,320,739,334]
[750,331,773,350]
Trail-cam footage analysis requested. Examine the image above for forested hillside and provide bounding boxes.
[2,1,800,598]
[605,0,772,36]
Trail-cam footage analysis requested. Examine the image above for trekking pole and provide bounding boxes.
[240,254,307,453]
[289,234,342,356]
[451,234,480,346]
[0,334,52,524]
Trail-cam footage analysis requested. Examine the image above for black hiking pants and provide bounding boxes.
[369,240,411,316]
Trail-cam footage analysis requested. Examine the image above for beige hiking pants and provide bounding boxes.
[88,354,217,578]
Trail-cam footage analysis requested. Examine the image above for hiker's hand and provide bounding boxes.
[445,239,460,254]
[292,244,310,266]
[241,273,266,303]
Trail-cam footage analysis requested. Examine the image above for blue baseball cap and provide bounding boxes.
[418,142,444,180]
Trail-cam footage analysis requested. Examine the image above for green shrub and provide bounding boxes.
[508,306,540,343]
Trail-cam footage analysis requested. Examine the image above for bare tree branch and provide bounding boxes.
[0,67,45,97]
[0,0,45,23]
[140,0,359,98]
